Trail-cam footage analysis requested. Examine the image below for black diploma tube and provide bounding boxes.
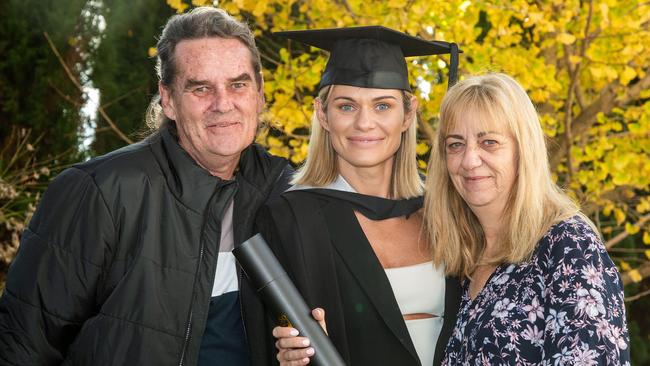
[233,233,346,366]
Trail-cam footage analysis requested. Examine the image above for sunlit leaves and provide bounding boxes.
[167,0,650,283]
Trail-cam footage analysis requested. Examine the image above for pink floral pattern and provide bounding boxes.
[442,216,630,365]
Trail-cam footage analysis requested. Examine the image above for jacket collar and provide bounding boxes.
[152,122,228,214]
[151,122,289,216]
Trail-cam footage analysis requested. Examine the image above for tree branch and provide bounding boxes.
[550,71,650,167]
[622,261,650,286]
[626,288,650,302]
[606,213,650,249]
[419,118,436,145]
[561,0,594,178]
[43,31,133,144]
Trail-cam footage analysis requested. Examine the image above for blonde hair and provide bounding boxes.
[424,73,592,278]
[292,85,423,199]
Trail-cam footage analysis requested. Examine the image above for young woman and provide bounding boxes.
[253,27,461,366]
[426,73,630,364]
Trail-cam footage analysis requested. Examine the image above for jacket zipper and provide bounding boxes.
[178,182,236,366]
[178,192,212,366]
[178,237,205,366]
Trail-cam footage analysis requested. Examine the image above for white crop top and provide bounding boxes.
[385,261,445,366]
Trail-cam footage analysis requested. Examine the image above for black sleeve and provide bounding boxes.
[0,167,115,365]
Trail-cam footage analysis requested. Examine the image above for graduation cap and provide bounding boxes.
[274,26,460,92]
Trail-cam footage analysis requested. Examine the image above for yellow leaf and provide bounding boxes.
[625,222,640,235]
[614,209,625,225]
[387,0,407,8]
[147,47,157,57]
[640,89,650,99]
[620,260,631,271]
[568,55,582,65]
[644,231,650,245]
[557,33,576,45]
[590,66,604,79]
[645,249,650,260]
[416,142,430,155]
[603,203,614,216]
[628,269,643,283]
[167,0,189,13]
[253,0,268,17]
[267,136,283,148]
[620,66,636,86]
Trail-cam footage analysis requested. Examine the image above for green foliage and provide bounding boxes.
[90,0,176,155]
[0,0,88,163]
[0,128,67,291]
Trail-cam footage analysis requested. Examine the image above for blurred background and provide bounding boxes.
[0,0,648,362]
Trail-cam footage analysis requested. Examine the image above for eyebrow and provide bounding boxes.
[332,95,399,102]
[445,131,503,140]
[183,73,253,90]
[229,73,253,83]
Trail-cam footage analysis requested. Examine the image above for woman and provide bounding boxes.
[425,73,630,364]
[253,26,461,366]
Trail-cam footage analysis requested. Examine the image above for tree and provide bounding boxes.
[90,0,176,155]
[167,0,650,361]
[0,0,97,286]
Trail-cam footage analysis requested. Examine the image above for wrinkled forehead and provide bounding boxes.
[172,37,256,80]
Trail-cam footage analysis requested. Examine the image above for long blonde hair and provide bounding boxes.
[292,85,423,199]
[425,73,591,278]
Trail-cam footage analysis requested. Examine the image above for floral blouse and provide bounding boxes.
[442,216,630,365]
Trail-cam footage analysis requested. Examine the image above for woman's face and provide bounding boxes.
[317,85,414,174]
[444,109,518,216]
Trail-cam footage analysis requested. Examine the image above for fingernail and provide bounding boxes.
[302,339,310,346]
[306,347,315,355]
[290,329,299,336]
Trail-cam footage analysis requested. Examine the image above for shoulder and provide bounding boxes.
[536,215,621,289]
[536,215,605,263]
[259,190,323,221]
[238,143,292,194]
[73,134,161,188]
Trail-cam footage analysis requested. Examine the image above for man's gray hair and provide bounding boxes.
[147,7,262,129]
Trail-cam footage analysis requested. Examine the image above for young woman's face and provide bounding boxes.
[317,85,414,174]
[444,109,518,216]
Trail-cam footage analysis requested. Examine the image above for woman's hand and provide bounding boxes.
[273,308,327,366]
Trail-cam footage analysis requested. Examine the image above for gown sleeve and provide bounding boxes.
[541,218,630,365]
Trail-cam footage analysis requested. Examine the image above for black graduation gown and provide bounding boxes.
[247,189,461,366]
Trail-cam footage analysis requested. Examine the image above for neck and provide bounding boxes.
[337,157,394,198]
[473,207,505,256]
[180,141,241,180]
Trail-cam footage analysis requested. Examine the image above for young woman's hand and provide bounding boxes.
[273,308,327,365]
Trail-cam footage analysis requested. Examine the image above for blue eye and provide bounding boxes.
[482,139,498,146]
[339,104,355,112]
[376,103,390,111]
[447,142,464,151]
[232,82,246,89]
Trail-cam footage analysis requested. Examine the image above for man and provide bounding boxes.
[0,7,290,365]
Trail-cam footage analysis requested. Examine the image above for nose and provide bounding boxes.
[353,106,375,131]
[460,144,482,170]
[209,86,234,113]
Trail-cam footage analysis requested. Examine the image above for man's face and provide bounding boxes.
[160,37,264,171]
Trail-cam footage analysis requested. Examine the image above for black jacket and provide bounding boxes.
[247,190,461,366]
[0,124,290,365]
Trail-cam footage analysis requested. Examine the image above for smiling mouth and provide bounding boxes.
[207,121,239,128]
[464,176,490,182]
[348,137,384,143]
